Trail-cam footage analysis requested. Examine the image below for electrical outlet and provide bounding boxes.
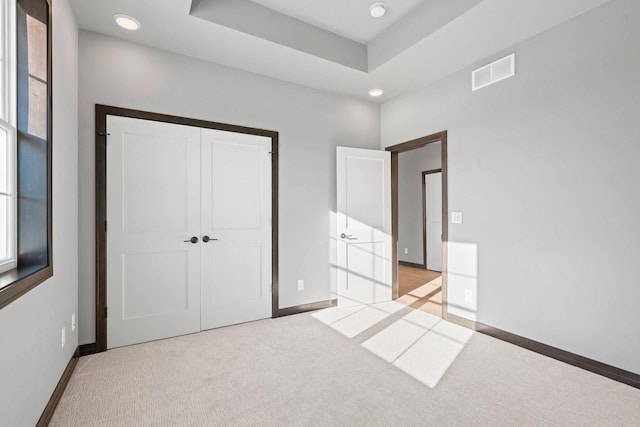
[464,290,473,303]
[452,211,463,224]
[71,313,76,332]
[61,327,66,348]
[404,248,408,254]
[297,279,304,291]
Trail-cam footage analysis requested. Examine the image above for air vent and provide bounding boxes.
[472,53,515,91]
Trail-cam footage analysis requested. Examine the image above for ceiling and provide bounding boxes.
[69,0,613,103]
[249,0,424,44]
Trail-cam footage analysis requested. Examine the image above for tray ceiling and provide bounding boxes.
[69,0,613,102]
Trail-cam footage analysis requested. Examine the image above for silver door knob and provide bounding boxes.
[340,233,357,240]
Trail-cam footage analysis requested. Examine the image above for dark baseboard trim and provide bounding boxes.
[79,343,98,356]
[446,313,640,389]
[78,299,339,355]
[36,346,80,427]
[446,313,477,330]
[277,299,337,317]
[399,261,426,269]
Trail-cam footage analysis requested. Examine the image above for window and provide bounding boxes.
[0,0,17,275]
[0,0,52,308]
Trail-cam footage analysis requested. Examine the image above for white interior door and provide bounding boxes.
[336,147,391,306]
[200,129,272,330]
[106,116,202,349]
[425,172,443,272]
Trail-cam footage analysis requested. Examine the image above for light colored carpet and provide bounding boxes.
[51,304,640,426]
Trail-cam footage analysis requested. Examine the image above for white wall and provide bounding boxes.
[0,0,79,425]
[77,31,380,344]
[382,0,640,374]
[398,143,441,265]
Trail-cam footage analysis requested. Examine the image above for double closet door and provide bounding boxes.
[106,116,272,349]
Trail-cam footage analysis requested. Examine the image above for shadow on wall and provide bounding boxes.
[447,242,478,321]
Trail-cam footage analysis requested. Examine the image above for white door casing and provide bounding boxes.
[425,172,443,272]
[336,147,392,306]
[200,129,272,330]
[106,116,202,349]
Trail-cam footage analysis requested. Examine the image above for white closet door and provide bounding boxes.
[425,172,443,272]
[200,129,272,330]
[336,147,392,306]
[106,116,202,349]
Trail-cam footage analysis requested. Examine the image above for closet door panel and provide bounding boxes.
[201,129,272,330]
[106,116,202,349]
[210,142,263,230]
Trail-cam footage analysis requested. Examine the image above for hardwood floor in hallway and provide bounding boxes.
[397,264,443,317]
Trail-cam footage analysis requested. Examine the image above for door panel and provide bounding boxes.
[122,251,189,319]
[210,245,263,302]
[107,116,202,349]
[210,141,263,230]
[345,156,386,229]
[201,129,272,330]
[425,172,443,272]
[345,242,387,303]
[337,147,391,306]
[121,134,189,232]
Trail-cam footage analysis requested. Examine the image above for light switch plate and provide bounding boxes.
[297,279,304,291]
[452,211,463,224]
[464,290,473,303]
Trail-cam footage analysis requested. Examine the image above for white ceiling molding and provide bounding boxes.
[368,0,483,71]
[190,0,368,72]
[249,0,423,44]
[191,0,484,73]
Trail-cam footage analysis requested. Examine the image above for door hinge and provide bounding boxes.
[104,306,108,318]
[105,220,107,232]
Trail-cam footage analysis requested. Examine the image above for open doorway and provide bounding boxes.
[386,132,448,319]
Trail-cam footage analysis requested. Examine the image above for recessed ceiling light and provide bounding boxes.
[370,2,387,18]
[113,14,141,31]
[368,89,384,97]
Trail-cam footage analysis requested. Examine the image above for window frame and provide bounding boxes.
[1,0,17,121]
[0,120,17,274]
[0,0,52,310]
[0,0,17,274]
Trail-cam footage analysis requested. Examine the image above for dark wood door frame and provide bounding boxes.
[91,105,279,354]
[422,168,443,270]
[386,131,448,319]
